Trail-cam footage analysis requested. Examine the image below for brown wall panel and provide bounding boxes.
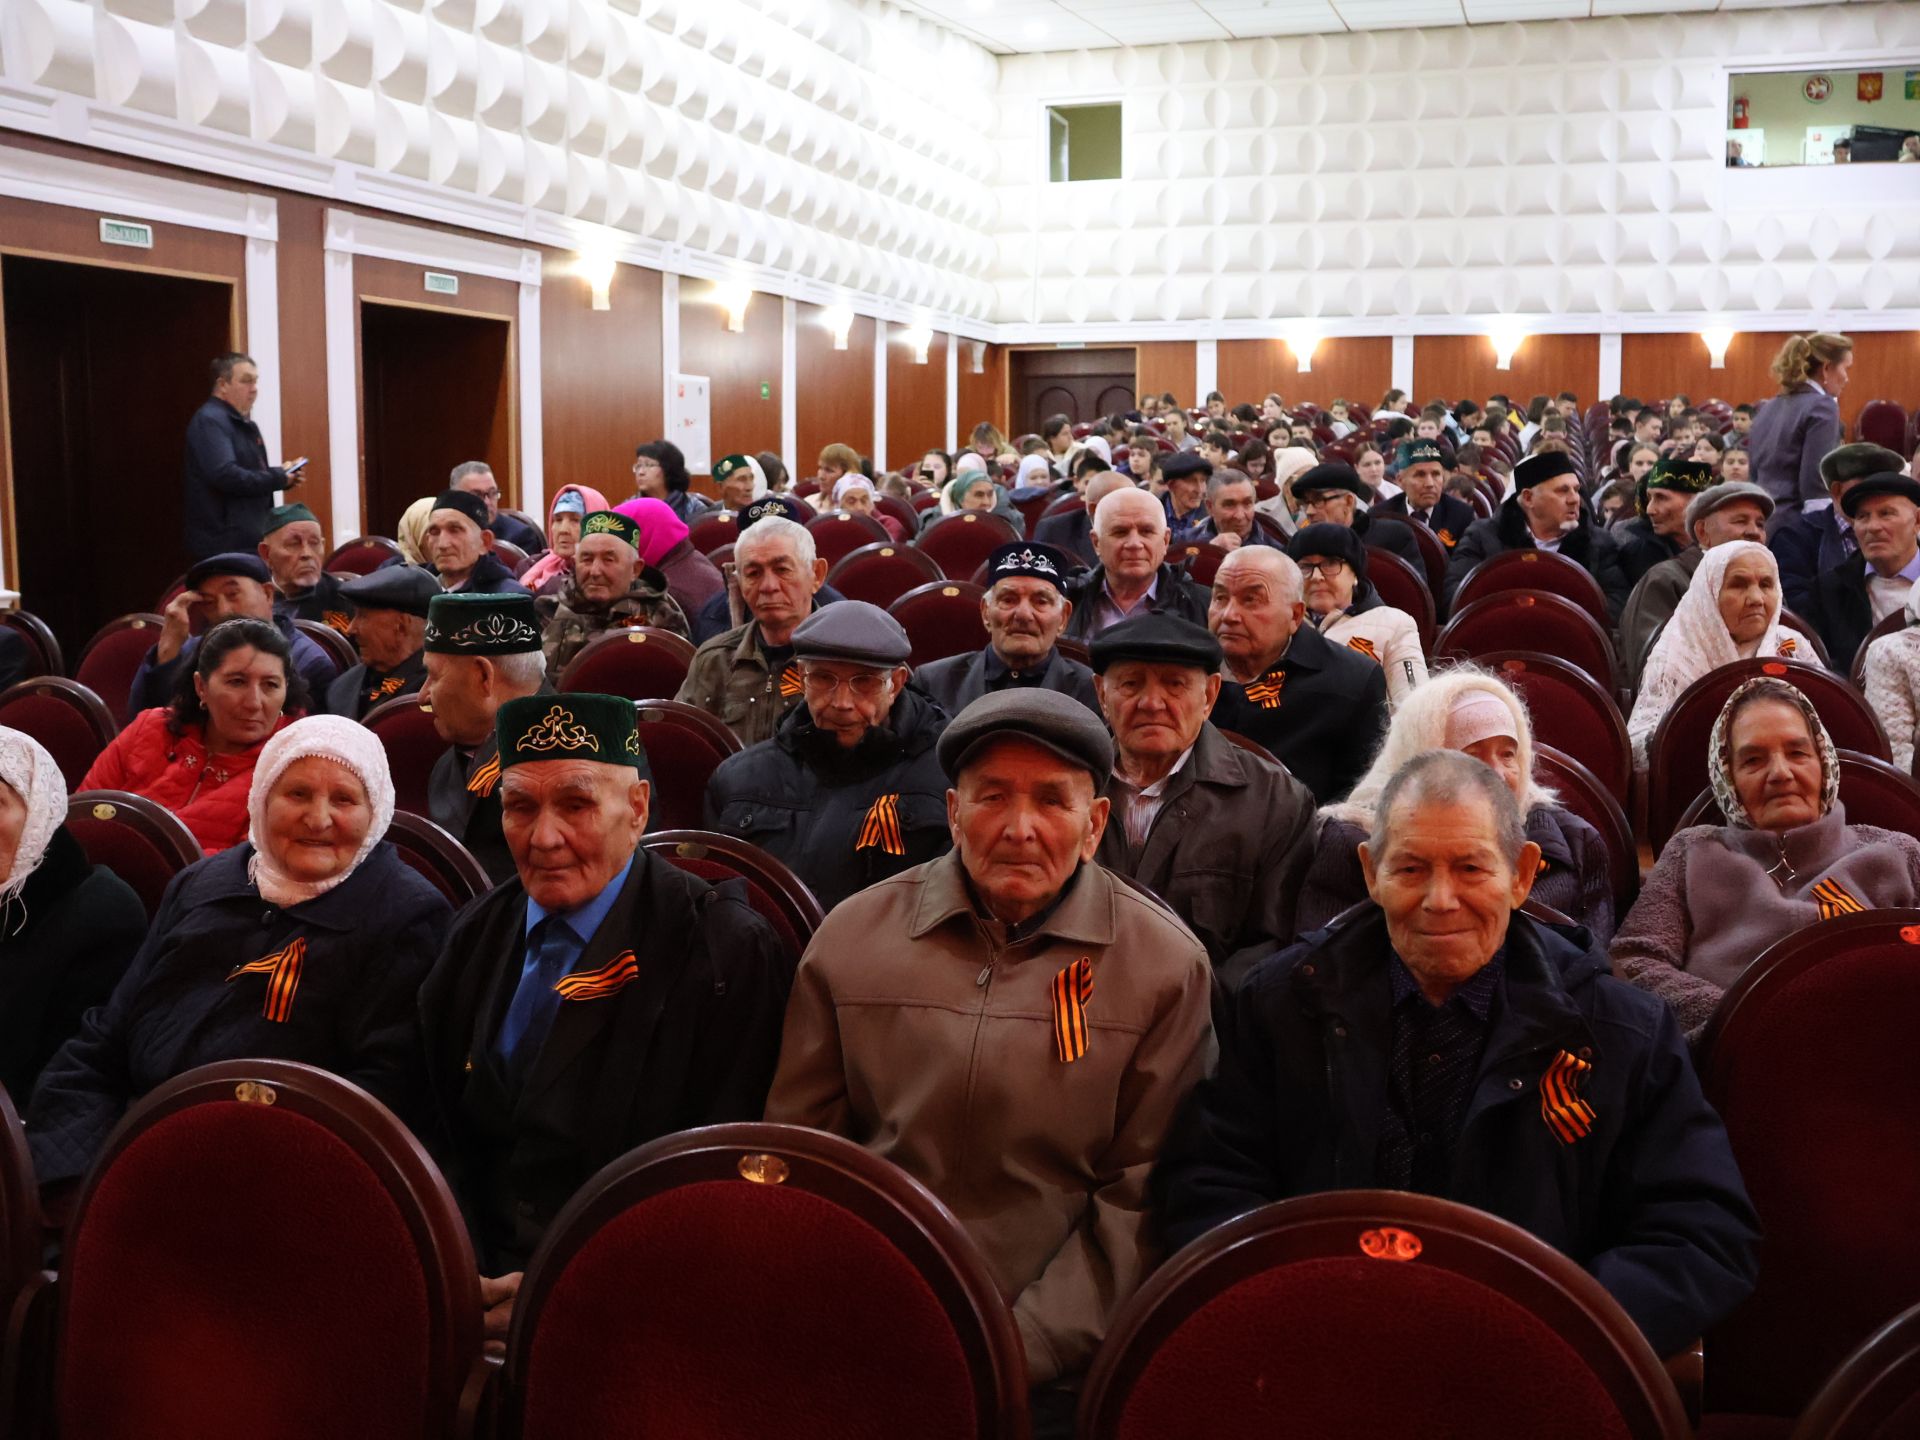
[1412,334,1600,410]
[272,196,331,538]
[1135,341,1195,410]
[1215,338,1393,414]
[885,327,946,471]
[541,258,662,507]
[796,302,874,469]
[957,340,1007,441]
[678,282,781,481]
[1621,330,1920,431]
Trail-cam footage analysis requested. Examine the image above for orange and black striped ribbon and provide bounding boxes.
[856,793,905,856]
[778,663,804,699]
[1346,636,1379,662]
[1243,672,1286,709]
[1540,1048,1597,1145]
[228,937,307,1024]
[467,752,502,797]
[554,950,640,1002]
[1813,876,1866,921]
[1052,957,1095,1064]
[1779,636,1798,658]
[324,611,354,635]
[367,675,406,704]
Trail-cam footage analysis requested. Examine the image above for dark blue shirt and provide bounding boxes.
[1379,950,1505,1193]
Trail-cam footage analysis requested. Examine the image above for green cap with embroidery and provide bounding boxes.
[496,693,648,773]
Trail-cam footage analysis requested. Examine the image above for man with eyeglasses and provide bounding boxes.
[704,601,951,911]
[452,461,545,556]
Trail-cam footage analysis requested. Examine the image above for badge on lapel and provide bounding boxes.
[1051,957,1095,1064]
[554,950,639,1002]
[228,937,307,1023]
[1540,1048,1596,1144]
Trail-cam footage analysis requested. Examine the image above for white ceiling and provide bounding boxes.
[888,0,1859,53]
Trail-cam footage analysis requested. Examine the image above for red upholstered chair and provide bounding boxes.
[1790,1300,1920,1440]
[1452,548,1612,631]
[360,693,445,819]
[633,700,744,832]
[917,511,1021,580]
[1856,399,1909,454]
[1849,609,1907,688]
[557,625,698,701]
[1362,547,1436,653]
[889,582,988,667]
[1040,494,1084,526]
[0,609,62,678]
[1081,1190,1689,1440]
[1778,607,1833,670]
[1674,749,1920,836]
[826,543,945,609]
[383,810,491,907]
[325,536,402,575]
[806,512,891,568]
[1218,729,1279,766]
[293,619,357,679]
[75,614,165,728]
[642,828,825,959]
[1698,911,1920,1423]
[1161,541,1224,590]
[503,1123,1028,1440]
[1435,592,1618,693]
[153,575,188,613]
[1056,635,1091,668]
[793,480,820,502]
[1533,743,1638,913]
[1645,658,1888,850]
[1396,515,1451,601]
[1474,651,1631,797]
[875,493,919,539]
[51,1060,483,1440]
[0,680,116,790]
[490,539,531,577]
[687,511,740,555]
[911,489,941,513]
[0,1079,40,1342]
[64,790,204,920]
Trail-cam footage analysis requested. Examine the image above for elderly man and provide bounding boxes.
[1207,547,1386,805]
[420,692,790,1340]
[183,351,305,560]
[425,490,530,597]
[712,452,767,514]
[765,689,1214,1431]
[257,502,353,632]
[1771,443,1902,617]
[1444,452,1630,619]
[1293,461,1424,571]
[1034,470,1132,568]
[1617,458,1714,586]
[706,603,949,912]
[1196,468,1281,551]
[536,509,688,674]
[1154,750,1759,1359]
[910,542,1099,717]
[1375,440,1474,551]
[419,593,550,884]
[1063,487,1210,641]
[1092,615,1315,984]
[325,565,436,719]
[1621,482,1775,682]
[1812,472,1920,667]
[128,551,339,718]
[450,461,544,556]
[686,495,832,643]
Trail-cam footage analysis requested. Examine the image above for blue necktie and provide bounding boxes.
[495,916,578,1082]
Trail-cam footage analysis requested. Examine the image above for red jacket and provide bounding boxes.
[79,709,290,854]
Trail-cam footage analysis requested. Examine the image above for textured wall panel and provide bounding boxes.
[1411,333,1600,409]
[1217,337,1393,416]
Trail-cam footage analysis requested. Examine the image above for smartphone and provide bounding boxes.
[918,468,934,481]
[284,457,309,475]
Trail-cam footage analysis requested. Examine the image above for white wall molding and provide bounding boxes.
[1598,334,1624,403]
[323,208,539,286]
[322,244,359,540]
[781,297,798,477]
[873,320,888,474]
[945,330,959,455]
[1390,336,1415,396]
[518,279,543,520]
[661,272,681,456]
[1194,339,1218,405]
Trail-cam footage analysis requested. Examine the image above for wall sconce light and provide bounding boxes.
[1490,324,1527,372]
[1284,328,1320,374]
[903,326,933,365]
[716,282,753,333]
[968,340,987,375]
[1701,327,1736,370]
[823,305,855,351]
[576,250,616,312]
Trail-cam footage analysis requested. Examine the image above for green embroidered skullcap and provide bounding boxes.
[1394,440,1445,470]
[496,693,648,772]
[580,510,641,549]
[424,592,543,655]
[263,502,319,536]
[1647,457,1716,495]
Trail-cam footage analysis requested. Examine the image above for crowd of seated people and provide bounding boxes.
[5,335,1920,1435]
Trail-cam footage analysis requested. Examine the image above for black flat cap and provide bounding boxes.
[1089,612,1223,674]
[186,552,271,589]
[1287,522,1369,577]
[1294,462,1368,500]
[791,600,911,667]
[1841,472,1920,519]
[432,490,491,531]
[1513,452,1579,489]
[339,563,439,618]
[937,688,1113,784]
[1821,443,1907,488]
[1161,452,1214,483]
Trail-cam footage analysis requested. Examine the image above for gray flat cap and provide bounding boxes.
[1686,482,1774,533]
[791,600,911,667]
[937,688,1114,784]
[339,563,440,618]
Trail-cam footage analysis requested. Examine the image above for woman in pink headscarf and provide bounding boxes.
[520,483,610,596]
[614,496,725,616]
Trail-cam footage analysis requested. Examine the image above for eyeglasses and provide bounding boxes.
[1295,560,1347,577]
[801,668,890,699]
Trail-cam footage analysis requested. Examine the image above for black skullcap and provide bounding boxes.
[985,541,1070,594]
[432,490,492,531]
[739,494,811,529]
[1513,452,1579,489]
[1294,463,1369,500]
[185,552,271,589]
[425,592,543,655]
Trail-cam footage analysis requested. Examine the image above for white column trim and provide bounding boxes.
[873,319,888,474]
[1391,335,1415,396]
[518,279,544,520]
[945,330,959,455]
[660,271,681,453]
[241,194,283,468]
[781,297,798,477]
[1598,333,1624,402]
[1195,338,1218,405]
[322,245,360,541]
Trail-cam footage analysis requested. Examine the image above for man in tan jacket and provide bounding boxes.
[764,689,1216,1436]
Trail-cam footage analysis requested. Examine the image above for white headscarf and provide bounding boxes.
[731,454,769,505]
[1256,446,1325,536]
[1083,435,1113,464]
[1014,454,1053,489]
[1628,540,1801,769]
[954,452,989,477]
[245,715,397,907]
[0,727,68,911]
[831,474,875,507]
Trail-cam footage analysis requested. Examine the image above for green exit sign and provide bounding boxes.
[760,381,771,400]
[424,271,460,295]
[99,218,154,249]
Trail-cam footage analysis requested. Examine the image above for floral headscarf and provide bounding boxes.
[1706,676,1840,828]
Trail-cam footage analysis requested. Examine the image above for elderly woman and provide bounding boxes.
[27,715,451,1186]
[0,730,147,1104]
[521,483,610,596]
[394,496,436,566]
[80,618,303,853]
[1613,677,1920,1038]
[615,496,724,619]
[831,474,906,541]
[1864,586,1920,772]
[631,439,714,524]
[1628,540,1810,770]
[1295,665,1616,941]
[1287,523,1427,703]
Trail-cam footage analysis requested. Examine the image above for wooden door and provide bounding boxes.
[1009,348,1137,436]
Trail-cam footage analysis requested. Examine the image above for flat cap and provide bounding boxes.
[1513,451,1579,489]
[1686,482,1774,533]
[1286,521,1369,578]
[432,490,491,531]
[1394,440,1446,470]
[1293,462,1368,500]
[186,552,270,589]
[339,564,438,617]
[1160,451,1214,484]
[1841,472,1920,519]
[1090,612,1223,675]
[937,688,1113,785]
[262,502,319,537]
[425,592,543,655]
[791,600,911,667]
[1821,443,1907,489]
[739,494,810,530]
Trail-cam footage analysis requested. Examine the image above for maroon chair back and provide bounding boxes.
[0,609,62,678]
[1056,635,1091,668]
[1856,400,1910,456]
[633,700,744,833]
[75,614,165,728]
[1791,1300,1920,1440]
[916,512,1020,580]
[557,626,698,701]
[875,493,919,538]
[1699,911,1920,1420]
[491,539,531,577]
[1645,658,1888,850]
[505,1124,1027,1440]
[1362,548,1436,653]
[889,582,988,667]
[1167,541,1226,589]
[806,512,891,568]
[500,508,546,551]
[1012,490,1052,538]
[55,1060,482,1440]
[1850,609,1908,688]
[910,489,941,513]
[826,543,946,609]
[1039,494,1083,526]
[1435,592,1618,692]
[1218,729,1280,766]
[64,790,204,920]
[1674,749,1920,835]
[687,511,740,555]
[325,537,402,575]
[0,1081,39,1343]
[1533,743,1637,913]
[1396,515,1451,601]
[292,619,356,679]
[1452,548,1612,631]
[0,680,116,790]
[642,828,825,959]
[360,693,445,819]
[1082,1190,1687,1440]
[1474,651,1631,797]
[1778,606,1833,670]
[383,811,491,907]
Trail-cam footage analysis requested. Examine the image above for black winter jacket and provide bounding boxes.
[182,397,285,560]
[1443,496,1631,621]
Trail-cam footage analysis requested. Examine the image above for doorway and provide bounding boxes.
[360,300,513,540]
[1008,347,1137,437]
[2,254,234,655]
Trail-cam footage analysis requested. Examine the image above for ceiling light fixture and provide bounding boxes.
[1489,323,1527,372]
[823,304,855,350]
[715,281,753,333]
[1700,327,1736,370]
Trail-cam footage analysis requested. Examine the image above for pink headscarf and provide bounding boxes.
[519,483,611,592]
[614,496,691,567]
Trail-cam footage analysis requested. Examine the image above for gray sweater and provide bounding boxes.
[1610,803,1920,1038]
